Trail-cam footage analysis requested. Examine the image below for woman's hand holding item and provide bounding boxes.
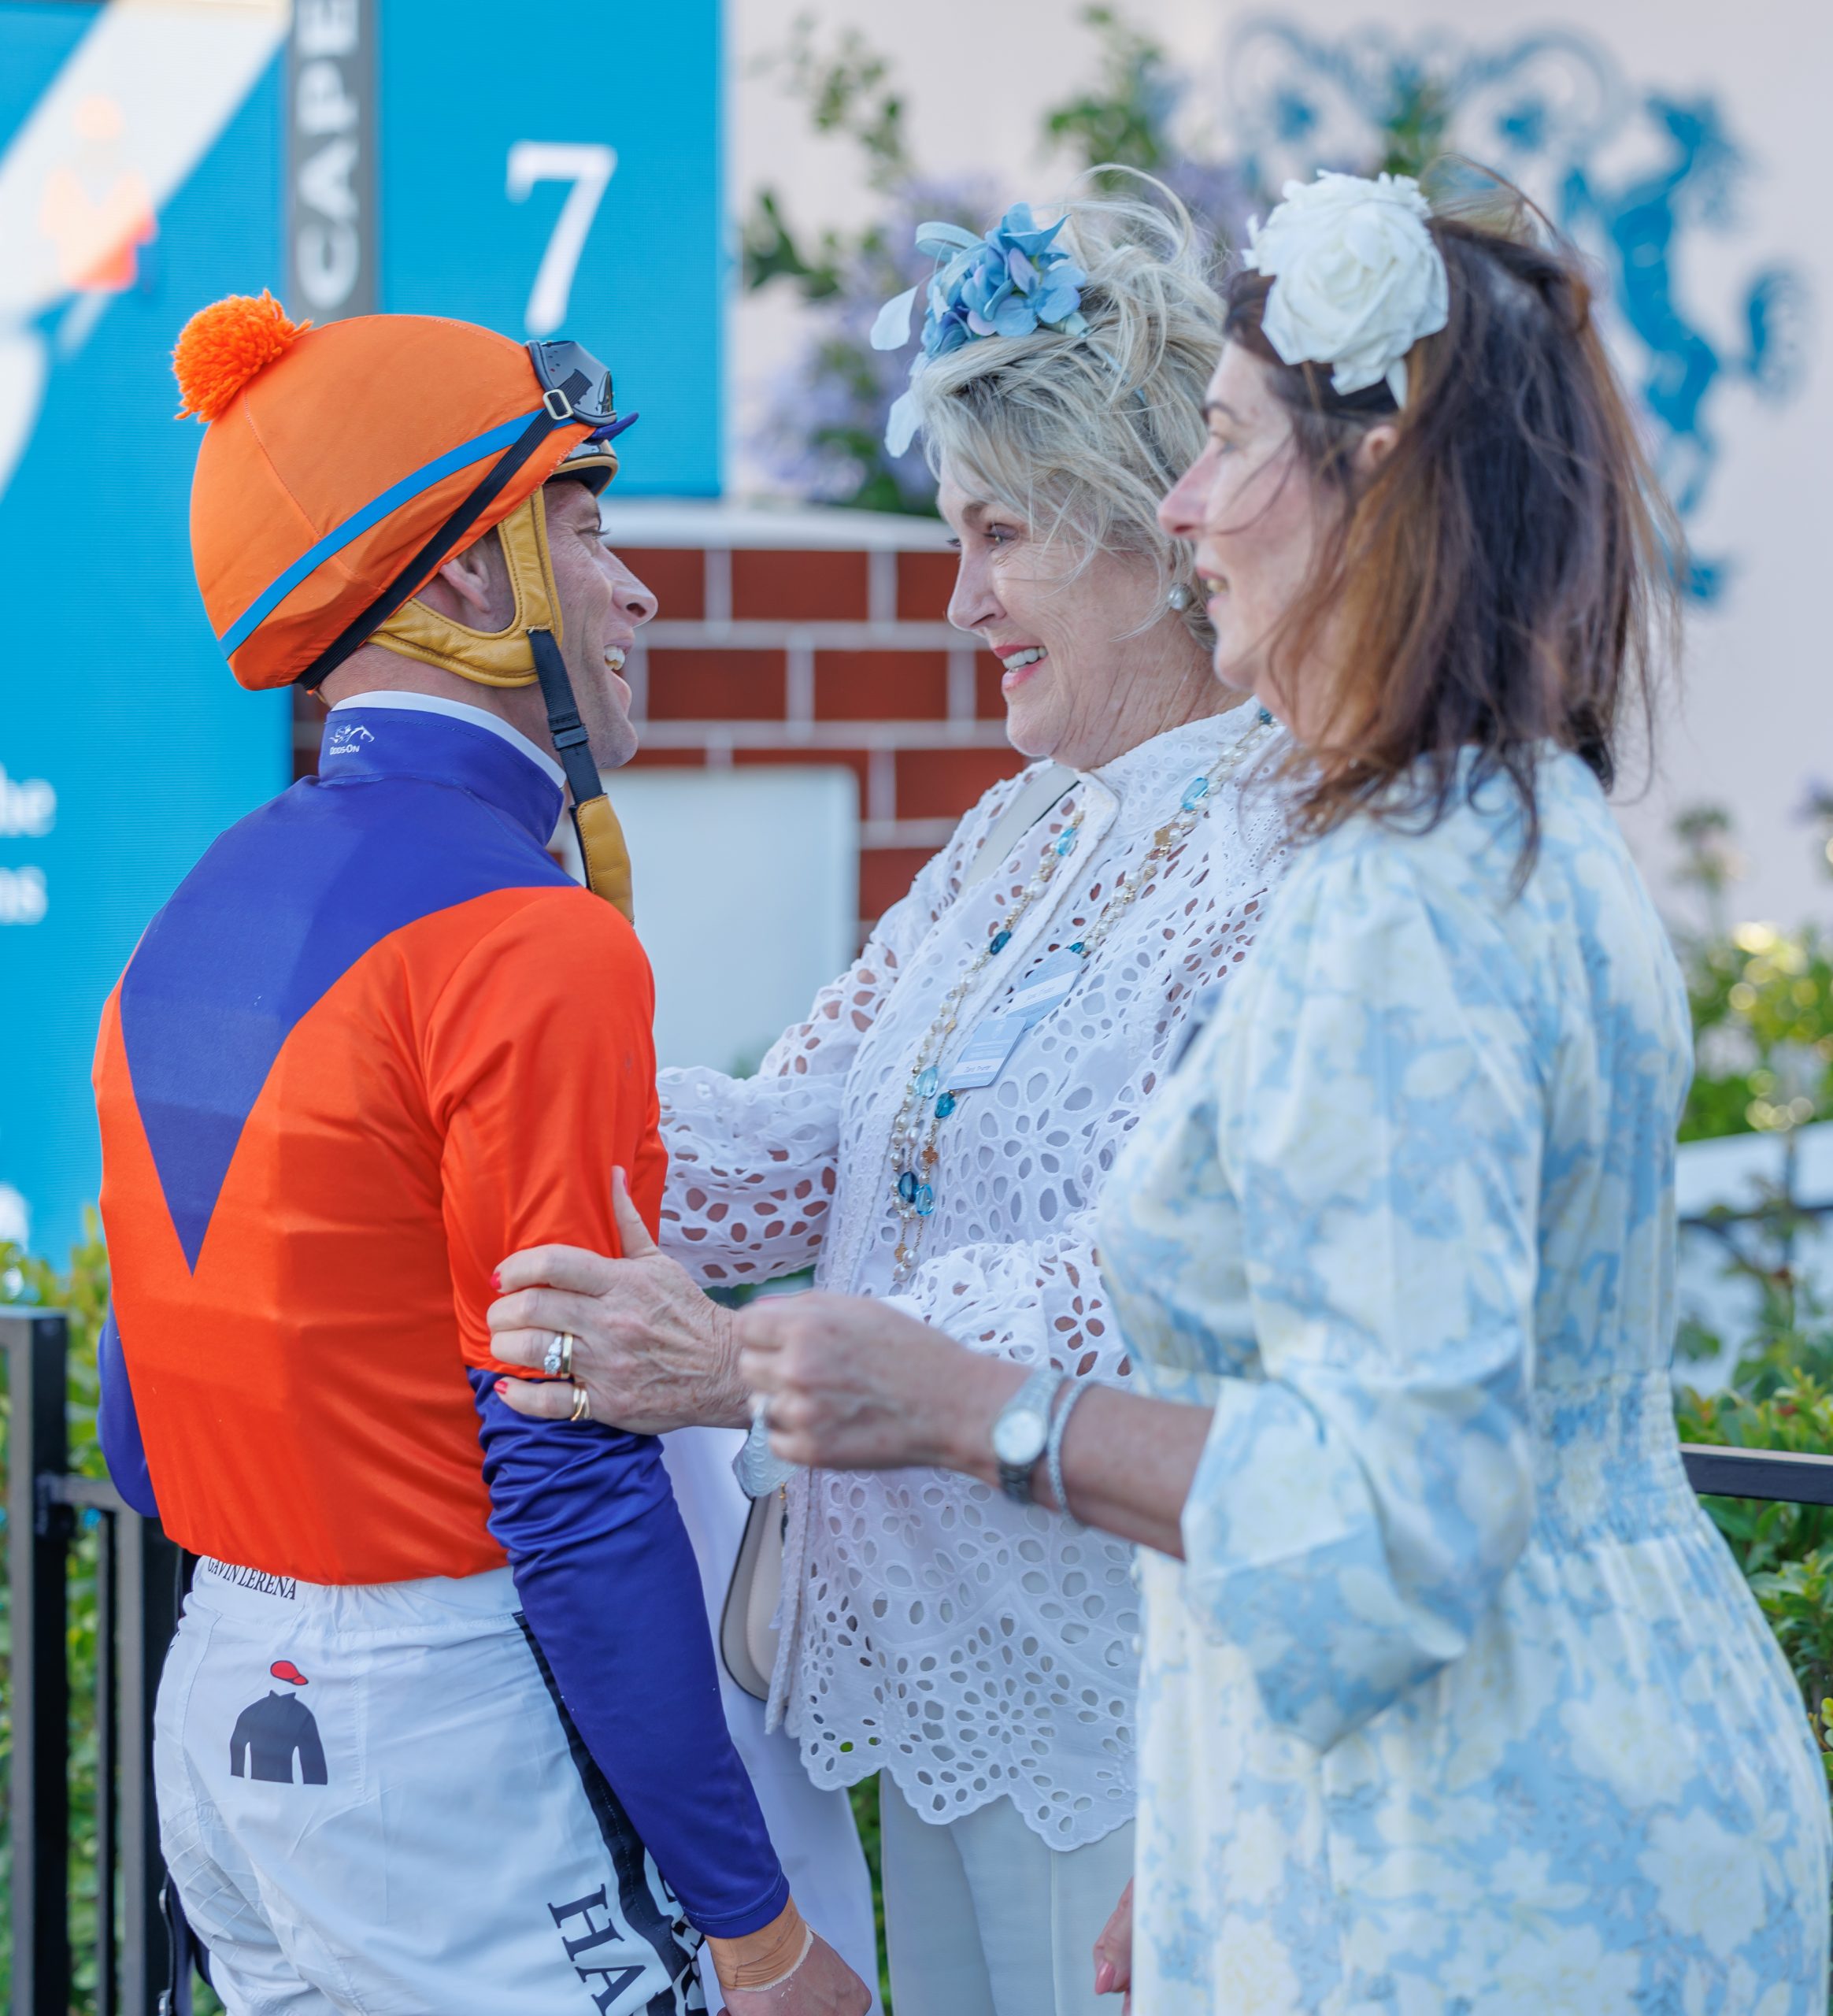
[735,1290,1211,1555]
[1093,1878,1133,2007]
[489,1169,751,1432]
[734,1291,1026,1475]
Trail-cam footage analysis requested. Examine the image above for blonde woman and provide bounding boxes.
[487,183,1290,2016]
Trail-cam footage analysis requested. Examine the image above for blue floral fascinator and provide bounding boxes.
[871,203,1090,456]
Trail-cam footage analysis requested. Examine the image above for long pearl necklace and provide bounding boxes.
[886,713,1276,1282]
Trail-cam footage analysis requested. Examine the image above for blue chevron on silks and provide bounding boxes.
[116,706,568,1269]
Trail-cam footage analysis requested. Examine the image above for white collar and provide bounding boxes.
[1087,703,1273,806]
[328,691,566,789]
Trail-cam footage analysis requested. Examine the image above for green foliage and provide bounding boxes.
[774,16,913,190]
[1678,1312,1833,1569]
[1,1212,112,2010]
[846,1777,892,2010]
[739,14,913,307]
[741,188,845,302]
[0,1220,222,2014]
[1672,802,1833,1143]
[1041,6,1178,176]
[1749,1555,1833,1781]
[1666,784,1833,1766]
[1377,73,1453,179]
[743,5,1484,510]
[1679,918,1833,1141]
[1676,1221,1833,1777]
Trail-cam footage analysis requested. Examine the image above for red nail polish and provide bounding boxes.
[494,1379,507,1395]
[490,1269,501,1291]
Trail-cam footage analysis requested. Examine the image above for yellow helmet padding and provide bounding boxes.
[372,488,559,687]
[370,458,636,921]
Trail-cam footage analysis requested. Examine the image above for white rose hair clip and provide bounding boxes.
[1243,171,1450,406]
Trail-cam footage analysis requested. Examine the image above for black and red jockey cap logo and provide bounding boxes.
[270,1659,309,1686]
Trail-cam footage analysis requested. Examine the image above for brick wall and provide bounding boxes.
[294,502,1024,936]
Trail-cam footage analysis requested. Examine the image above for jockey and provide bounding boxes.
[91,293,869,2016]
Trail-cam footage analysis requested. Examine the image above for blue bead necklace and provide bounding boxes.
[886,716,1275,1281]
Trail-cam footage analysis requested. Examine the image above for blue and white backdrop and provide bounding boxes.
[0,0,722,1258]
[736,0,1831,925]
[1191,3,1827,930]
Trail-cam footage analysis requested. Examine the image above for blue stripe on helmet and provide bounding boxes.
[217,409,546,660]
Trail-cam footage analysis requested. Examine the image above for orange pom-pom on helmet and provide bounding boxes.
[172,290,309,423]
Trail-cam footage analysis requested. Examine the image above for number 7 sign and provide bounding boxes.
[505,141,617,337]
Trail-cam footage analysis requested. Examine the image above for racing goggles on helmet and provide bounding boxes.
[528,339,639,444]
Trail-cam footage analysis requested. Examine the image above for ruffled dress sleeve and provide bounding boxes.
[1179,839,1542,1752]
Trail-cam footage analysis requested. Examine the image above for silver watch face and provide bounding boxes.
[992,1406,1050,1467]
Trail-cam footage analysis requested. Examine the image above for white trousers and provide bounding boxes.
[156,1559,700,2016]
[879,1778,1135,2016]
[661,1428,882,2013]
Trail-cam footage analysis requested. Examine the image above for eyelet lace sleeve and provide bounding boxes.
[886,1221,1124,1380]
[658,777,1028,1287]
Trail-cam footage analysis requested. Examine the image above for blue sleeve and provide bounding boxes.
[469,1372,788,1937]
[99,1309,160,1518]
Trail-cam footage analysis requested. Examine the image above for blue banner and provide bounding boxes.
[0,0,723,1260]
[379,0,723,495]
[0,1,291,1263]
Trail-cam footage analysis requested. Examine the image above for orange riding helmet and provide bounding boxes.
[172,292,639,913]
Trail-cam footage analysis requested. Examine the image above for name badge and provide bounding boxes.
[948,1012,1027,1089]
[1003,944,1086,1028]
[947,946,1088,1091]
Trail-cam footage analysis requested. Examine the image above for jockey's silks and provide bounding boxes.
[93,699,657,1582]
[92,698,788,1936]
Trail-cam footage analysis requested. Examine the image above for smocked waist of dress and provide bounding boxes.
[1138,1358,1705,1547]
[1528,1364,1702,1547]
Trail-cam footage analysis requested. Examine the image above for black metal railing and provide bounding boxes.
[4,1310,187,2016]
[1681,1443,1833,1506]
[4,1308,1832,2015]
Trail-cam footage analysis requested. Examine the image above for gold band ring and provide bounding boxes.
[568,1383,591,1425]
[542,1332,576,1379]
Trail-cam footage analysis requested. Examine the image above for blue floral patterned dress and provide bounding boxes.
[1098,750,1831,2014]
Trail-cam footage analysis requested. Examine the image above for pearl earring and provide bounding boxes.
[1167,584,1191,611]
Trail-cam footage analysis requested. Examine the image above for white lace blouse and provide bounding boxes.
[657,707,1291,1847]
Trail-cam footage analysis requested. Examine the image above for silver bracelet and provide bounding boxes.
[1046,1377,1098,1527]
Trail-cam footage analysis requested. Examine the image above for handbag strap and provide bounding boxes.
[959,762,1077,892]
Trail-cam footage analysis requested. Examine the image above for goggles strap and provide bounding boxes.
[297,406,565,693]
[529,626,634,921]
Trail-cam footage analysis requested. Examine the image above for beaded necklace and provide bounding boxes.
[886,712,1276,1282]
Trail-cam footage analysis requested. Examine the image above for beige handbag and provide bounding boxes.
[720,1484,787,1701]
[717,762,1076,1703]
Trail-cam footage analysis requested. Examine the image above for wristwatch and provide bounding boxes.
[992,1366,1065,1503]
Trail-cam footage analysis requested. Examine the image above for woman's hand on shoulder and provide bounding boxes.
[488,1169,751,1433]
[735,1290,1024,1475]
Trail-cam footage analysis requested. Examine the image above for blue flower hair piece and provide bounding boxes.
[871,203,1090,455]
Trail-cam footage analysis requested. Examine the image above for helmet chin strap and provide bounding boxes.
[370,486,634,920]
